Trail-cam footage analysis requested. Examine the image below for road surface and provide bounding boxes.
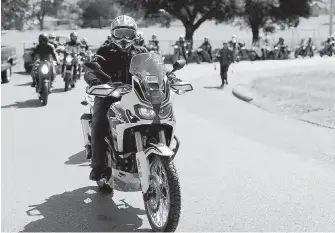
[2,59,335,231]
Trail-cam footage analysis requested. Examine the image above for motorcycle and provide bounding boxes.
[195,45,211,64]
[249,46,263,61]
[236,42,249,62]
[63,46,82,91]
[32,60,53,106]
[319,41,335,57]
[80,52,193,231]
[172,42,191,64]
[147,41,165,61]
[274,45,290,60]
[294,44,314,58]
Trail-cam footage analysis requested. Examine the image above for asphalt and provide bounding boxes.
[1,58,335,232]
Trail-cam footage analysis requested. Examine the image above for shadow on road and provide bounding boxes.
[14,71,29,75]
[203,85,223,89]
[23,186,150,232]
[1,99,42,109]
[16,82,32,86]
[51,88,66,94]
[65,150,89,165]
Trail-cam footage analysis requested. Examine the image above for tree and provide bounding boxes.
[29,0,65,30]
[78,0,117,28]
[1,0,30,30]
[116,0,238,41]
[237,0,312,43]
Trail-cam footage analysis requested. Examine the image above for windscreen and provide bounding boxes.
[129,53,167,104]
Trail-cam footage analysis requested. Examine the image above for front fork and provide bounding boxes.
[134,129,170,196]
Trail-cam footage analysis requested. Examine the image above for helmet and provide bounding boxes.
[70,31,78,41]
[110,15,137,51]
[39,33,48,45]
[107,34,112,40]
[232,34,237,42]
[204,37,209,42]
[179,35,184,41]
[81,37,87,44]
[152,34,157,40]
[48,32,55,42]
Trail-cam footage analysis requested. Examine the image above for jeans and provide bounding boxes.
[90,96,119,171]
[220,64,230,85]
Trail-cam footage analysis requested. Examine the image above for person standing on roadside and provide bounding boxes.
[215,41,234,88]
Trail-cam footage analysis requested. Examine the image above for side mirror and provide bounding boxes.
[84,62,101,71]
[172,60,186,71]
[170,82,193,95]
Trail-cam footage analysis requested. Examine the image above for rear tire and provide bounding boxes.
[1,68,12,83]
[42,82,49,106]
[64,73,71,91]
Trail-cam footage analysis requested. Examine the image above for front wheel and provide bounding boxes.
[41,82,49,106]
[1,67,12,83]
[64,73,71,91]
[144,156,181,232]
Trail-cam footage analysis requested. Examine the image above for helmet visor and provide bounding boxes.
[113,28,136,40]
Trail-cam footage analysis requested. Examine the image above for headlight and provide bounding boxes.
[138,107,156,119]
[275,47,278,49]
[65,55,72,63]
[41,64,49,74]
[174,45,179,49]
[159,104,172,118]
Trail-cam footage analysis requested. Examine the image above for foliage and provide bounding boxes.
[1,0,30,30]
[78,0,117,28]
[116,0,239,41]
[236,0,312,42]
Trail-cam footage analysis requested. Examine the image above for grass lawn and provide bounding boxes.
[1,15,333,58]
[249,59,335,128]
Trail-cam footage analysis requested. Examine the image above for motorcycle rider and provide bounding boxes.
[48,33,60,49]
[103,34,112,45]
[135,31,145,46]
[175,35,188,64]
[228,34,238,62]
[81,38,89,51]
[148,34,160,53]
[84,15,180,181]
[200,37,213,61]
[31,33,59,88]
[62,31,82,77]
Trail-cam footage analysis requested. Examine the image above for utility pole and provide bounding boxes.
[330,0,334,35]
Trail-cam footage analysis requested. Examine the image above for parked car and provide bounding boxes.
[1,45,17,83]
[23,35,68,73]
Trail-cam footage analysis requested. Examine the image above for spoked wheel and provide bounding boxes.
[144,156,181,232]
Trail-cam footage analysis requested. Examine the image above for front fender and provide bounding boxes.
[136,143,175,194]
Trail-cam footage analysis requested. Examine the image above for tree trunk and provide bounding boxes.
[39,18,44,31]
[185,25,195,41]
[98,17,102,29]
[251,25,260,44]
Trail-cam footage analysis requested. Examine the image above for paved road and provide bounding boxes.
[2,59,335,232]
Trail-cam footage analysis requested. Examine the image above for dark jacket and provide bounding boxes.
[84,43,148,86]
[66,41,82,47]
[31,43,58,62]
[216,47,233,65]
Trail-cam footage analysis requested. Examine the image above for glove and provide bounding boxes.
[167,72,182,84]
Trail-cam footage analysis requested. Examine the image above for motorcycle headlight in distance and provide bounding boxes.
[65,55,72,63]
[41,64,49,74]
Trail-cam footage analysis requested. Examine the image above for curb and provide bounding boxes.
[232,84,254,102]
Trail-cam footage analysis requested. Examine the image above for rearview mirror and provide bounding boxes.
[170,82,193,95]
[172,60,186,71]
[84,62,101,71]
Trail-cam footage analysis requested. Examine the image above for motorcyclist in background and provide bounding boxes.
[135,31,145,46]
[175,35,188,64]
[62,31,82,77]
[81,38,89,51]
[200,37,213,61]
[84,15,181,181]
[228,34,238,62]
[103,34,112,45]
[275,37,285,47]
[31,33,59,88]
[149,34,160,52]
[48,33,60,49]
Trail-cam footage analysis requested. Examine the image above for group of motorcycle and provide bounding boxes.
[33,46,92,106]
